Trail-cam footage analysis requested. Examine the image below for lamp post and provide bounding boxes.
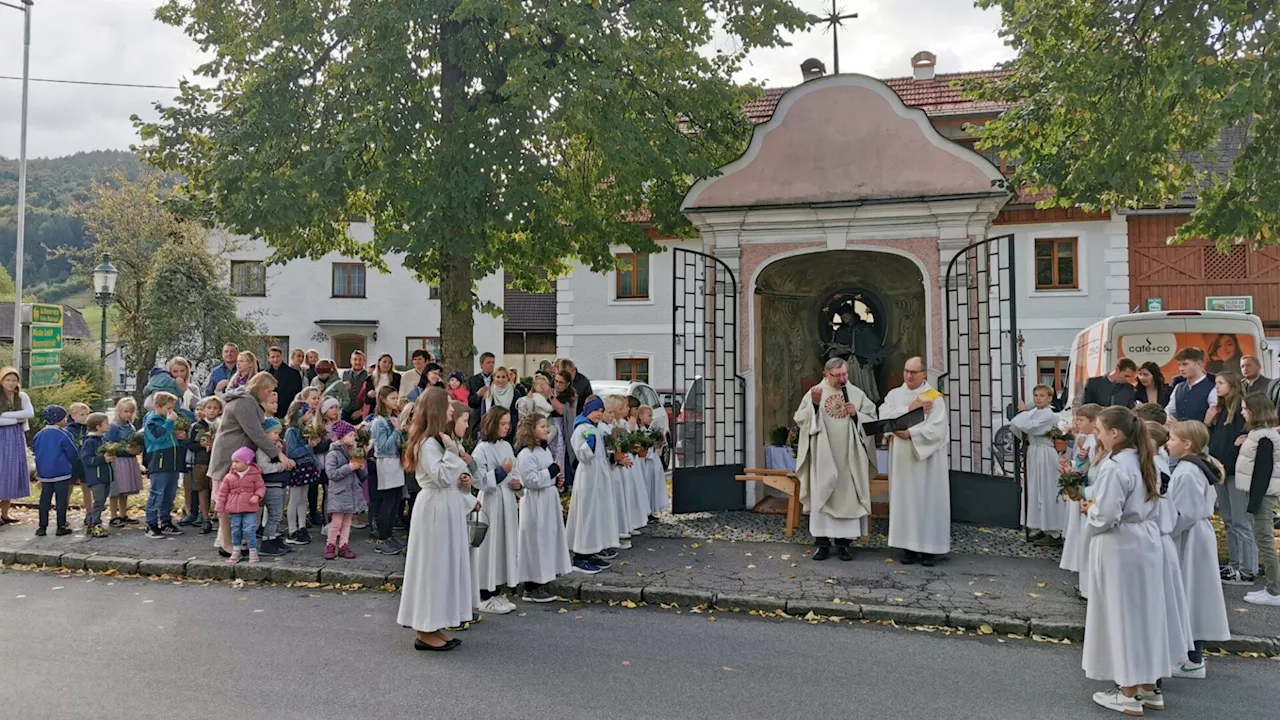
[2,1,33,372]
[93,254,119,409]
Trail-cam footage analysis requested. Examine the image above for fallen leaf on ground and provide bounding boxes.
[1036,582,1047,588]
[884,557,894,563]
[620,600,638,609]
[557,608,568,614]
[894,570,907,575]
[707,616,717,622]
[1027,593,1040,598]
[747,564,756,569]
[621,661,631,666]
[973,592,986,597]
[722,666,737,672]
[780,554,791,560]
[977,624,994,635]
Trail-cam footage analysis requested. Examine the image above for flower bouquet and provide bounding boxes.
[302,423,324,441]
[349,445,367,469]
[355,425,372,447]
[632,429,654,458]
[785,425,800,458]
[1047,427,1075,454]
[193,424,213,451]
[173,415,191,438]
[1058,468,1086,501]
[128,430,145,456]
[648,427,665,448]
[604,431,626,464]
[97,441,126,459]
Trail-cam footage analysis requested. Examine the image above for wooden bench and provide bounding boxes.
[737,467,889,540]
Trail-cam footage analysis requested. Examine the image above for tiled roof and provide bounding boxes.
[504,284,557,332]
[742,69,1012,124]
[0,303,93,343]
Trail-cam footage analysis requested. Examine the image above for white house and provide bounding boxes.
[223,222,504,371]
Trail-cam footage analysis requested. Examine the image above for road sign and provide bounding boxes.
[29,325,62,351]
[28,366,62,389]
[1205,295,1253,313]
[28,303,64,326]
[1146,298,1163,312]
[29,350,59,368]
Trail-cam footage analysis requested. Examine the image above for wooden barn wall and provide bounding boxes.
[1127,214,1280,325]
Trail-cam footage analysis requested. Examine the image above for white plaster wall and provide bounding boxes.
[556,239,702,389]
[222,223,504,373]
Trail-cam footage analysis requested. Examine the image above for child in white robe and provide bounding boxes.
[1011,384,1064,543]
[618,396,650,534]
[1060,403,1101,578]
[1165,421,1231,680]
[565,396,619,572]
[515,413,571,602]
[636,406,669,516]
[1143,421,1194,713]
[1082,407,1170,716]
[472,407,520,615]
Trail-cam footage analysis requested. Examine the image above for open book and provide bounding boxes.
[862,406,926,436]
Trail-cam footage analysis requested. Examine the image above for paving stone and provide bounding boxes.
[0,547,19,564]
[713,593,788,613]
[320,567,389,587]
[186,559,234,580]
[59,552,91,571]
[15,549,63,566]
[138,559,188,577]
[270,565,321,584]
[948,611,1029,635]
[580,584,644,603]
[862,604,949,627]
[233,563,272,582]
[785,598,862,619]
[386,572,404,588]
[1029,618,1085,642]
[1214,636,1277,655]
[84,555,139,574]
[547,577,582,600]
[642,586,716,607]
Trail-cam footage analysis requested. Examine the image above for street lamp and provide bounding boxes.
[2,1,33,370]
[93,254,118,408]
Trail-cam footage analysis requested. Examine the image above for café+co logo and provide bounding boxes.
[1120,334,1178,366]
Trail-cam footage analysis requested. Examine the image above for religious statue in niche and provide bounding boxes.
[818,290,893,403]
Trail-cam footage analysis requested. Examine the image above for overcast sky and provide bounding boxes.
[0,0,1015,159]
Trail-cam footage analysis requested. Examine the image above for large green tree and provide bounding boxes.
[134,0,811,371]
[971,0,1279,247]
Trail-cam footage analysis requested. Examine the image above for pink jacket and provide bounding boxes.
[215,465,265,514]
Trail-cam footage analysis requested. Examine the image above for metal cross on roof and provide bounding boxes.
[813,0,858,74]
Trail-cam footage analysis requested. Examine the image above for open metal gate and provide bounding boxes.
[940,234,1023,528]
[671,248,746,513]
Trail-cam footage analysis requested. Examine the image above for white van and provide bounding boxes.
[1065,311,1270,409]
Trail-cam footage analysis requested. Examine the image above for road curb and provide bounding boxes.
[2,548,1277,655]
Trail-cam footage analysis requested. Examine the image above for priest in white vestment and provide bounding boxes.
[879,356,951,565]
[793,357,878,561]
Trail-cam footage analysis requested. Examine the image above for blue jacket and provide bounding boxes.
[284,426,317,466]
[144,368,182,401]
[80,434,114,487]
[66,421,87,479]
[370,415,400,459]
[33,425,79,482]
[204,362,236,397]
[142,412,181,473]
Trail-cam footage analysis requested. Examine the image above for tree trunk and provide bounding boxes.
[133,347,157,405]
[439,250,475,374]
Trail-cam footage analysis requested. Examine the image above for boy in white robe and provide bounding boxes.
[1011,385,1064,544]
[565,397,619,573]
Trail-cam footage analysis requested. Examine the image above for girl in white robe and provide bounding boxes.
[606,397,648,538]
[1145,422,1194,712]
[396,388,478,652]
[471,408,520,615]
[1010,385,1065,539]
[617,400,651,533]
[565,397,620,568]
[1082,407,1170,716]
[637,406,669,516]
[1060,404,1101,578]
[1165,421,1231,679]
[515,413,572,602]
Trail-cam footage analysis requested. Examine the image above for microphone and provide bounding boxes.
[840,385,854,420]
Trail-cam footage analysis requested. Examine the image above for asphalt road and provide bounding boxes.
[3,570,1273,720]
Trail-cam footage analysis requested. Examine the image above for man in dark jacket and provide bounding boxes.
[340,350,369,423]
[1242,355,1271,396]
[1080,358,1138,408]
[561,358,593,403]
[266,346,303,418]
[467,352,497,433]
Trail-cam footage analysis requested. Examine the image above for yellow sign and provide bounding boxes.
[30,303,64,326]
[30,326,62,351]
[28,366,62,389]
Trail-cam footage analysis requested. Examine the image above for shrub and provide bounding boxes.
[26,379,100,433]
[59,342,112,402]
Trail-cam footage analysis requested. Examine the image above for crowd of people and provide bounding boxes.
[0,342,673,652]
[1013,345,1280,715]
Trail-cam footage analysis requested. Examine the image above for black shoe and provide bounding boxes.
[920,553,937,567]
[589,556,612,569]
[836,546,852,562]
[200,521,213,535]
[177,514,199,526]
[813,546,831,561]
[297,528,313,545]
[414,637,461,652]
[522,586,557,603]
[375,539,405,555]
[255,526,264,539]
[145,526,165,539]
[109,518,125,527]
[901,550,919,565]
[55,526,73,537]
[258,539,287,557]
[595,548,619,561]
[160,523,184,536]
[35,527,47,537]
[284,531,305,546]
[218,547,232,558]
[1026,530,1046,542]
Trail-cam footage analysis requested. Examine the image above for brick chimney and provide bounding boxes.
[801,58,827,82]
[911,51,937,81]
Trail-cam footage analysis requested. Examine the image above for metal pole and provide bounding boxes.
[12,3,31,376]
[99,297,109,409]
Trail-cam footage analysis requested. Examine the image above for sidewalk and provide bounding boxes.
[1,517,1275,654]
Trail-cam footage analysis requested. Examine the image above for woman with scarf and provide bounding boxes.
[478,367,523,444]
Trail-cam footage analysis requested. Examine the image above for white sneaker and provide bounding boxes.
[1140,690,1164,712]
[1171,661,1205,679]
[499,596,518,613]
[618,539,633,550]
[1092,687,1143,716]
[631,528,644,536]
[1243,589,1280,606]
[478,596,515,615]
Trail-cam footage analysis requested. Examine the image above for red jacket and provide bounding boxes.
[215,465,265,514]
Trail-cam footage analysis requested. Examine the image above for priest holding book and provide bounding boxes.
[793,357,879,561]
[879,357,951,565]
